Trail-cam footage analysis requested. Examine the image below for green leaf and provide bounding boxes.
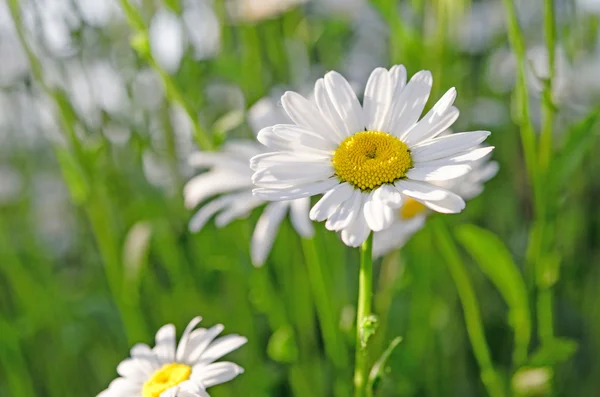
[549,109,600,193]
[55,148,90,205]
[267,325,299,364]
[528,338,578,367]
[367,336,402,395]
[455,224,531,365]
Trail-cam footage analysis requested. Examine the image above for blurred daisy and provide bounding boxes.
[373,156,498,257]
[98,316,246,397]
[184,140,314,266]
[226,0,309,23]
[251,66,493,247]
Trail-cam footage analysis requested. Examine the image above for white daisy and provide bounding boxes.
[98,317,247,397]
[373,156,499,257]
[251,66,494,247]
[184,140,314,266]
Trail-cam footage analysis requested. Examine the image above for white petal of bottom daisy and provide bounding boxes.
[98,317,247,397]
[373,157,499,257]
[183,140,314,266]
[251,66,494,247]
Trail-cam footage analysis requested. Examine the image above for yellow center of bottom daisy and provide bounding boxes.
[400,198,427,220]
[142,363,192,397]
[332,131,412,191]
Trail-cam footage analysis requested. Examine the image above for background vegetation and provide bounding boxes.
[0,0,599,396]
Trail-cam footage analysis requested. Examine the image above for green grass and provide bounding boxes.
[1,0,600,396]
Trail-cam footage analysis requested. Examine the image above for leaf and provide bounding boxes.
[455,224,531,365]
[549,109,600,193]
[55,148,90,205]
[367,336,402,395]
[528,338,578,367]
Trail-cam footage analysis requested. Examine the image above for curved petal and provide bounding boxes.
[195,334,248,365]
[325,190,363,231]
[253,178,339,201]
[340,198,371,247]
[410,131,491,162]
[175,317,203,362]
[153,324,176,364]
[406,164,472,181]
[324,71,365,135]
[281,91,338,143]
[402,88,458,145]
[363,68,392,131]
[186,324,225,364]
[188,195,236,232]
[314,78,350,141]
[251,201,289,266]
[309,182,354,222]
[395,180,465,214]
[363,190,395,232]
[192,362,244,388]
[388,70,433,138]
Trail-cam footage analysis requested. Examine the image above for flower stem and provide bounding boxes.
[354,233,374,397]
[433,219,505,397]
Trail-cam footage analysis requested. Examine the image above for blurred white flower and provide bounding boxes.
[184,140,314,266]
[150,8,186,74]
[577,0,600,14]
[373,156,498,257]
[76,0,121,27]
[456,2,506,54]
[98,316,246,397]
[131,68,165,111]
[226,0,309,23]
[183,0,221,61]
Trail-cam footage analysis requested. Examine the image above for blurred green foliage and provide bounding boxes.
[1,0,600,396]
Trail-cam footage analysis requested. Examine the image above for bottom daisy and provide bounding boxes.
[98,317,247,397]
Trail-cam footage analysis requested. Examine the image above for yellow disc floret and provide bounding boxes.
[143,363,192,397]
[332,131,412,191]
[400,198,427,219]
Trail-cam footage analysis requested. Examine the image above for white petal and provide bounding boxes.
[406,164,472,181]
[324,71,365,135]
[389,70,433,138]
[325,190,363,231]
[314,78,350,141]
[364,68,393,131]
[193,362,244,388]
[215,196,264,227]
[340,199,371,247]
[289,198,315,238]
[183,171,250,209]
[389,65,408,93]
[116,358,152,381]
[175,317,203,363]
[416,146,495,167]
[188,195,235,232]
[253,178,339,201]
[105,377,140,394]
[309,182,354,222]
[402,88,458,145]
[395,180,465,214]
[153,324,176,364]
[364,190,395,232]
[252,162,334,187]
[257,126,290,151]
[195,335,248,365]
[273,124,337,151]
[281,91,338,143]
[250,151,330,172]
[250,201,289,266]
[149,9,185,74]
[376,184,403,208]
[410,131,491,162]
[186,324,225,364]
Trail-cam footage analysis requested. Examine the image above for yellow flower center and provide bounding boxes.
[142,363,192,397]
[332,131,412,191]
[400,198,427,220]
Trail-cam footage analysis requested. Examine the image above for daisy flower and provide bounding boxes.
[184,97,313,266]
[98,317,247,397]
[373,156,499,257]
[251,65,494,247]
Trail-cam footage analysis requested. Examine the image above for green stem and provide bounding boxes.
[118,0,214,151]
[354,234,374,397]
[540,0,556,170]
[433,219,505,397]
[536,0,556,348]
[301,238,350,384]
